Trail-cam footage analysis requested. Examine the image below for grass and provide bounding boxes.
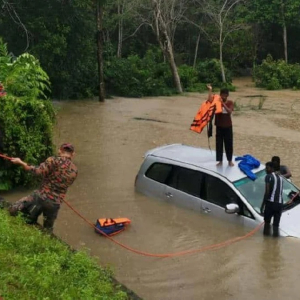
[0,209,129,300]
[258,95,266,110]
[233,95,267,113]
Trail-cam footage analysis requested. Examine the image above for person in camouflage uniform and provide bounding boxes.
[9,143,78,232]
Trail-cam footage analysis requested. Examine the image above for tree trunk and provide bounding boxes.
[165,37,182,93]
[220,47,226,83]
[280,0,288,63]
[283,23,288,63]
[96,0,105,102]
[193,31,201,69]
[117,0,123,58]
[219,29,226,83]
[153,0,182,93]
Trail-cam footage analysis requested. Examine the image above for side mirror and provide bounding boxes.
[225,203,240,214]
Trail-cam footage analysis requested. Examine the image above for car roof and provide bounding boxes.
[145,144,266,182]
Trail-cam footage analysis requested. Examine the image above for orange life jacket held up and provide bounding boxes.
[190,95,222,134]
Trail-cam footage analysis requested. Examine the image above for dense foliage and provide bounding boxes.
[104,50,233,97]
[0,209,127,300]
[254,55,300,90]
[0,39,55,190]
[1,0,300,98]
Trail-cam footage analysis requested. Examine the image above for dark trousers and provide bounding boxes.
[9,193,60,233]
[263,201,283,237]
[216,126,233,162]
[264,201,283,227]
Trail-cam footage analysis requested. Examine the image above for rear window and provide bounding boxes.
[145,163,172,183]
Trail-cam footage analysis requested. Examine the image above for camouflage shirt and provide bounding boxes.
[30,156,78,204]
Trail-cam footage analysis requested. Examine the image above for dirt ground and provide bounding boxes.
[113,76,300,184]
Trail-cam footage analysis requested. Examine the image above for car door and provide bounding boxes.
[163,166,203,212]
[200,173,254,226]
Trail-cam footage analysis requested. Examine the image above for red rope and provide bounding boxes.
[0,153,12,161]
[1,152,264,257]
[63,199,264,258]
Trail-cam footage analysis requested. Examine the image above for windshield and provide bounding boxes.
[234,170,300,214]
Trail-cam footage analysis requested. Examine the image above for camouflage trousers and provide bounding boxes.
[9,192,60,233]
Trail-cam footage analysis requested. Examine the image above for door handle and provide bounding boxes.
[202,207,211,213]
[165,192,173,198]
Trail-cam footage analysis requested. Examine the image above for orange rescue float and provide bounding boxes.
[95,218,131,236]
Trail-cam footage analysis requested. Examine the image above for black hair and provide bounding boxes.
[271,156,280,163]
[265,161,274,169]
[220,88,229,95]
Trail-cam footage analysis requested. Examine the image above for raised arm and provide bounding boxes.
[207,84,213,103]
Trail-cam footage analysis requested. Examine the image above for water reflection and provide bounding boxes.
[261,238,283,280]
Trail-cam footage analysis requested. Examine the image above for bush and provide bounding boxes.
[254,54,300,90]
[178,64,207,92]
[196,59,233,87]
[105,52,234,97]
[0,38,55,190]
[104,48,174,97]
[0,96,55,190]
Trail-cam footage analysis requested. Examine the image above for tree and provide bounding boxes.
[96,0,105,102]
[191,0,247,82]
[75,0,106,102]
[246,0,300,63]
[1,0,99,99]
[115,0,139,58]
[132,0,188,93]
[1,0,30,52]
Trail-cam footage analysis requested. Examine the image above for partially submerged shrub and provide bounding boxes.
[0,38,55,190]
[0,96,55,190]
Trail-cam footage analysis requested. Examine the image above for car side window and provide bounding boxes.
[203,174,254,219]
[145,163,173,183]
[240,204,254,219]
[203,174,240,208]
[166,167,203,197]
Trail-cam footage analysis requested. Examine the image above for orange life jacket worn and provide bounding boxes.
[190,95,223,134]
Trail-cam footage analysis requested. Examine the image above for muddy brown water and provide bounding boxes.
[3,78,300,300]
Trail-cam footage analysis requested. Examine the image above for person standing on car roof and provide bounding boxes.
[260,161,283,237]
[207,84,234,167]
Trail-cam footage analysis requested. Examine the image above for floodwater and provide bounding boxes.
[3,78,300,300]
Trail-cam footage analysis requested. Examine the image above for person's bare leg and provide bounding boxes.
[216,161,223,166]
[228,161,234,167]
